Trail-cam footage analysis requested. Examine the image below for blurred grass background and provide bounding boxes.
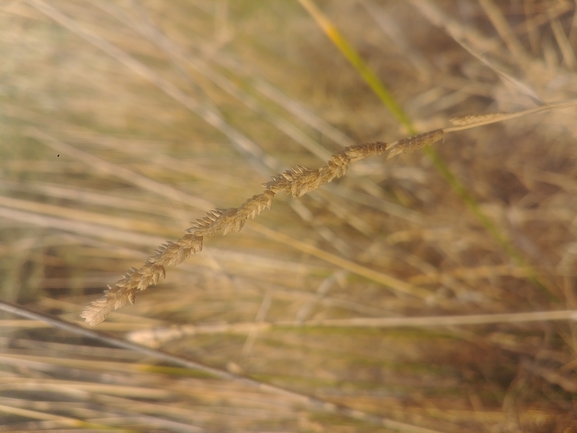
[1,0,577,431]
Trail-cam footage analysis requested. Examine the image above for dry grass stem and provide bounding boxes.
[83,98,576,326]
[126,309,577,349]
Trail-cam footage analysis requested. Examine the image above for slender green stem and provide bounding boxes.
[297,0,552,297]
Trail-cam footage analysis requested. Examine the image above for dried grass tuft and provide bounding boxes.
[4,1,577,430]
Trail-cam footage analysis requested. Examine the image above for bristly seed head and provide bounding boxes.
[80,133,441,325]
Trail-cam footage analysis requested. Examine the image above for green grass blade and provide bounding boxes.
[296,0,414,132]
[296,0,552,297]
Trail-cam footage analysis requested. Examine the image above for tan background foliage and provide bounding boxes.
[1,1,576,431]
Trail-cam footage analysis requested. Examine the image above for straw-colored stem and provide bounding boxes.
[82,98,577,325]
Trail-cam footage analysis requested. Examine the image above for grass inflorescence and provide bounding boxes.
[82,135,445,325]
[82,97,576,326]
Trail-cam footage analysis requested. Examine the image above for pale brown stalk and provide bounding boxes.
[82,99,577,326]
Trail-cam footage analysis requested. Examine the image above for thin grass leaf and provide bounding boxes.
[296,0,553,294]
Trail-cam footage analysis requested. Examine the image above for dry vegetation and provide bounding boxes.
[1,0,577,432]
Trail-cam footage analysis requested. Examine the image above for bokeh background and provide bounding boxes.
[1,0,577,431]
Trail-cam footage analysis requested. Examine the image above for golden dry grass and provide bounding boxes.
[1,0,577,432]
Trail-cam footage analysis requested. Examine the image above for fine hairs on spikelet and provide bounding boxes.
[82,134,444,326]
[449,113,505,126]
[82,98,575,326]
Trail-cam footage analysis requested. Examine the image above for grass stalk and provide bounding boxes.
[296,0,553,296]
